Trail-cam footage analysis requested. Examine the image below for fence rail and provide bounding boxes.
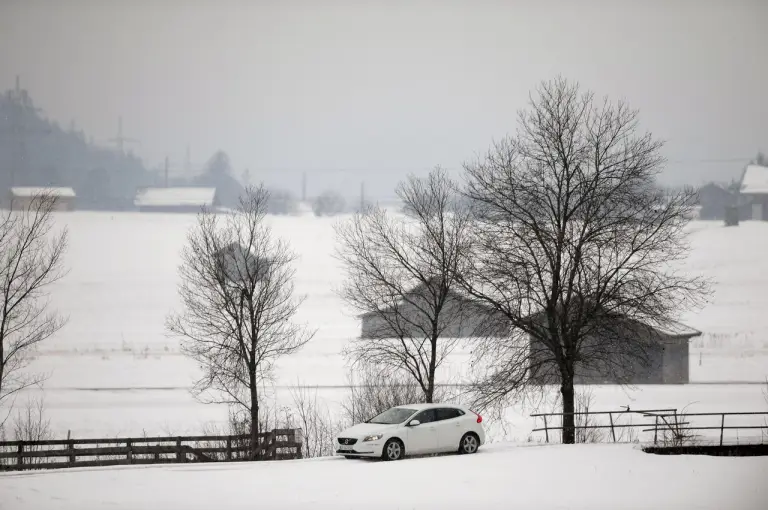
[531,409,768,446]
[0,429,302,471]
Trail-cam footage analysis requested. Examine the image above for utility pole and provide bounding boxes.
[301,171,307,202]
[184,145,191,174]
[108,116,139,154]
[360,181,365,211]
[164,156,169,187]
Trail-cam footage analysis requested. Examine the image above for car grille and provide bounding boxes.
[337,438,358,446]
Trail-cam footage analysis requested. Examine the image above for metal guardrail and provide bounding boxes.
[531,409,768,445]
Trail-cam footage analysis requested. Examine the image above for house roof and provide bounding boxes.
[740,164,768,194]
[525,304,701,339]
[357,284,496,320]
[10,186,76,198]
[134,187,216,208]
[652,320,701,338]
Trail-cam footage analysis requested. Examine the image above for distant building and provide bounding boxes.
[134,187,217,213]
[739,164,768,221]
[6,187,76,211]
[359,280,507,340]
[527,310,701,385]
[696,183,734,220]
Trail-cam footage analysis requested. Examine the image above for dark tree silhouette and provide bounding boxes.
[461,78,708,443]
[0,192,68,407]
[167,186,314,458]
[335,168,475,403]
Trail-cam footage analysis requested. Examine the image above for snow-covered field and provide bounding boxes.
[4,213,768,440]
[2,442,766,510]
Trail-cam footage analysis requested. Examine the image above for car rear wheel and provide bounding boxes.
[382,438,404,461]
[459,433,479,454]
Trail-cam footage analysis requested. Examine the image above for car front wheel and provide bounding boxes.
[382,438,404,461]
[459,433,479,454]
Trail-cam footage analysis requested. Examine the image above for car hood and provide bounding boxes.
[339,423,398,438]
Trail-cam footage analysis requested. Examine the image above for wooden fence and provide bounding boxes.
[0,428,302,471]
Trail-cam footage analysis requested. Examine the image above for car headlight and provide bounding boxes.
[363,434,383,442]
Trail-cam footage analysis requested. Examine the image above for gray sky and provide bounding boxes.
[1,0,766,199]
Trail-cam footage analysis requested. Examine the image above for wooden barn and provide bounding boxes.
[739,164,768,221]
[6,186,76,211]
[527,312,701,385]
[134,187,217,213]
[358,281,701,385]
[359,280,506,340]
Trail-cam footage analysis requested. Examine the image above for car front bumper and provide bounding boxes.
[335,440,384,458]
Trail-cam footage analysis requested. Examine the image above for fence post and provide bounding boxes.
[226,437,232,461]
[17,443,23,467]
[543,416,549,443]
[126,439,133,464]
[608,412,616,443]
[176,437,185,463]
[67,439,76,467]
[720,414,725,446]
[654,416,659,445]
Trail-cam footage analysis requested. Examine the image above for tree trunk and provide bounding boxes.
[426,337,438,403]
[249,369,259,460]
[561,378,575,444]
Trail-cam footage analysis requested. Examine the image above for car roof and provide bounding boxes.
[395,403,465,411]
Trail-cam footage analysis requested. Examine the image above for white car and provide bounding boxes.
[335,403,485,461]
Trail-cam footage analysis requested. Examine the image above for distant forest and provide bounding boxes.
[0,83,243,210]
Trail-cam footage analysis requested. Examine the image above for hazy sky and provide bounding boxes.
[1,0,766,199]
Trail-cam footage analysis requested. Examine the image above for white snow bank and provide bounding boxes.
[1,443,766,510]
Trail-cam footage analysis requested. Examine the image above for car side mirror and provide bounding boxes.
[408,419,421,427]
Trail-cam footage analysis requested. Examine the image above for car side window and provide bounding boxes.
[413,409,437,424]
[436,408,463,421]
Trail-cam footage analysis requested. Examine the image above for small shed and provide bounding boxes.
[739,164,768,221]
[134,187,217,213]
[7,187,76,211]
[359,280,507,340]
[527,313,701,385]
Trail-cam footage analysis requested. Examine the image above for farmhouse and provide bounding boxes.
[527,311,701,385]
[134,187,217,213]
[739,164,768,221]
[6,186,76,211]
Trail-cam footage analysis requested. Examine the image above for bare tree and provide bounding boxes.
[340,364,429,425]
[461,77,708,443]
[167,185,314,459]
[335,167,475,403]
[0,192,68,407]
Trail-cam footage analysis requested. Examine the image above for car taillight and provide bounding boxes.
[472,411,482,423]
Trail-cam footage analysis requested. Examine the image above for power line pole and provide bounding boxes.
[301,171,307,202]
[108,116,139,154]
[360,181,365,211]
[164,156,169,188]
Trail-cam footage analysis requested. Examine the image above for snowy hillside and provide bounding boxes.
[6,212,768,439]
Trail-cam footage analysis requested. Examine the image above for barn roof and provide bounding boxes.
[10,186,76,198]
[134,187,216,208]
[652,320,701,338]
[740,164,768,194]
[357,283,497,320]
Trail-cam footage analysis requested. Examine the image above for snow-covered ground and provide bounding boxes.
[1,442,766,510]
[3,213,768,439]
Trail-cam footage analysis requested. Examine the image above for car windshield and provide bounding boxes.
[367,407,416,424]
